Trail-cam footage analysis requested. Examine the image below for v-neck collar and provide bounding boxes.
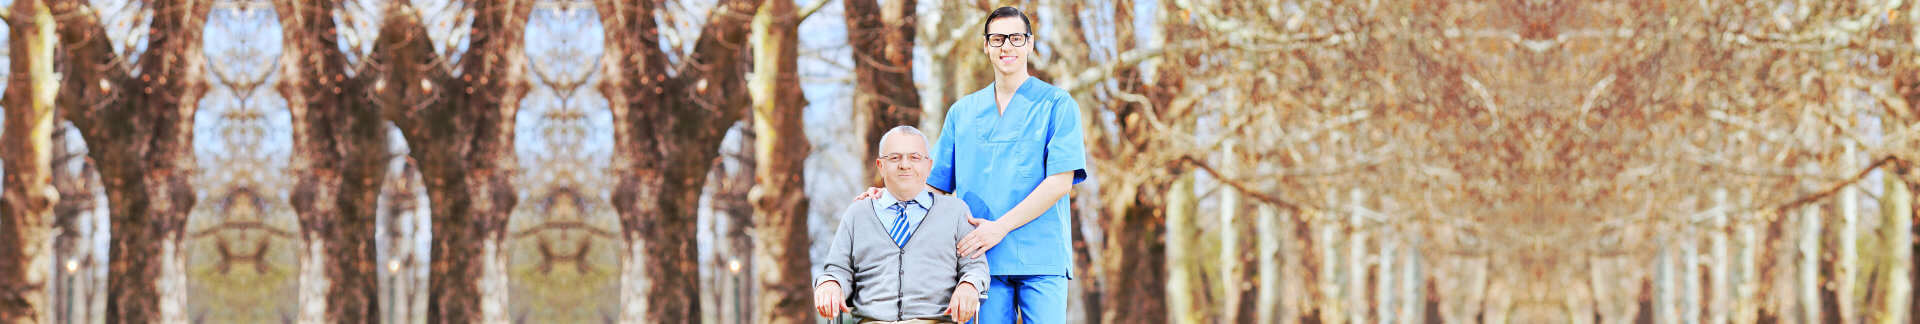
[985,77,1037,141]
[992,76,1036,117]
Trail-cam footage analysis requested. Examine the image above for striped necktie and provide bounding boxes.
[888,200,918,247]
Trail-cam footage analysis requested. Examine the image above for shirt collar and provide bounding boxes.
[874,188,933,210]
[998,76,1039,101]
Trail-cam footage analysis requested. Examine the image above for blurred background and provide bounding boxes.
[1,0,1918,323]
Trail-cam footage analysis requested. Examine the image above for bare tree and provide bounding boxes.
[273,0,389,322]
[596,0,762,321]
[0,0,61,321]
[748,0,813,323]
[361,0,535,322]
[43,0,213,321]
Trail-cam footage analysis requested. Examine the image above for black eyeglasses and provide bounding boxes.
[984,33,1031,47]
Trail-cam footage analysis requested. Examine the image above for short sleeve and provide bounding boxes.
[1044,96,1089,184]
[927,102,960,192]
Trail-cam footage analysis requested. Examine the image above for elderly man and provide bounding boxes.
[816,126,989,323]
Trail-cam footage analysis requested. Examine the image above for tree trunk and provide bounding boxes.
[275,0,389,322]
[1284,207,1315,323]
[1708,189,1731,324]
[1345,189,1368,324]
[1800,205,1823,323]
[1682,228,1701,324]
[48,0,213,321]
[1255,205,1282,324]
[1100,192,1170,324]
[844,0,921,183]
[1318,209,1344,324]
[1070,185,1105,324]
[596,0,762,321]
[1217,145,1242,323]
[1838,147,1859,324]
[367,1,534,322]
[1872,166,1912,323]
[1735,208,1758,324]
[1397,243,1420,324]
[748,0,813,322]
[1376,235,1396,324]
[1761,197,1794,323]
[1165,174,1204,323]
[1088,174,1179,323]
[1658,244,1680,324]
[0,0,61,321]
[1236,224,1258,324]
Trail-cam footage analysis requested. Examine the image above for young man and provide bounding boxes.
[818,126,989,324]
[858,6,1089,324]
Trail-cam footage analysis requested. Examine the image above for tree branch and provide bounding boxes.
[1179,155,1311,212]
[798,0,830,21]
[1767,156,1895,213]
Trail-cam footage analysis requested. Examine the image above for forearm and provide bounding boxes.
[818,218,856,287]
[958,250,990,291]
[997,172,1074,229]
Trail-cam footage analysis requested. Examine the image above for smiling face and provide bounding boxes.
[876,131,932,196]
[983,17,1032,76]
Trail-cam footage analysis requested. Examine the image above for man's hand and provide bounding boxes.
[957,218,1009,259]
[814,281,850,318]
[947,282,980,323]
[852,187,884,202]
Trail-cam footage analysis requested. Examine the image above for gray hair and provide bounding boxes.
[877,125,930,155]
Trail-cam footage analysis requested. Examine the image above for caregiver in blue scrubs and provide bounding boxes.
[860,6,1088,323]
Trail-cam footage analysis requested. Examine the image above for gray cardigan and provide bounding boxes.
[816,193,989,321]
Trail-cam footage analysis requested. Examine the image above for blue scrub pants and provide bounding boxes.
[977,274,1068,324]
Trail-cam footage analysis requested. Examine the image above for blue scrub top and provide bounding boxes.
[928,76,1088,276]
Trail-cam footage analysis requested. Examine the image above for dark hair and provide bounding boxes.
[984,6,1032,35]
